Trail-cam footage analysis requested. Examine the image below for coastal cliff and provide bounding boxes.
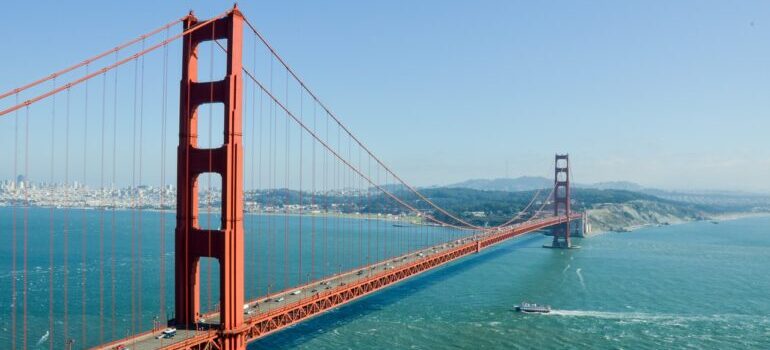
[585,200,706,234]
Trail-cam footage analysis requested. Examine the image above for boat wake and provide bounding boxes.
[545,309,762,325]
[575,268,586,290]
[36,330,49,347]
[548,309,662,320]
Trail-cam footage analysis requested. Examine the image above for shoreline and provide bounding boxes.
[587,211,770,236]
[709,211,770,222]
[0,204,427,225]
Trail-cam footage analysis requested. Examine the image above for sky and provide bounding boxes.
[1,1,769,193]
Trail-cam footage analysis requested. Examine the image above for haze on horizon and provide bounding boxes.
[1,1,768,193]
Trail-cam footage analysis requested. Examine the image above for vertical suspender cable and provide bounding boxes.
[11,93,18,350]
[257,42,266,297]
[367,153,371,270]
[138,39,147,331]
[266,55,272,297]
[347,134,352,269]
[298,86,303,287]
[250,31,258,300]
[335,123,340,275]
[283,69,289,292]
[323,111,329,277]
[257,79,264,296]
[63,87,70,346]
[267,53,274,298]
[345,129,350,269]
[376,163,380,264]
[384,170,388,259]
[81,63,90,348]
[130,53,138,336]
[311,101,316,282]
[257,59,265,297]
[48,79,57,350]
[110,51,119,339]
[23,105,30,350]
[99,71,107,343]
[358,146,363,268]
[159,28,170,324]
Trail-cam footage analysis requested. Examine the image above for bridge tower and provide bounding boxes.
[551,154,572,248]
[175,7,245,350]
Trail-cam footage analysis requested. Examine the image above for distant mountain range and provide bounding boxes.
[445,176,645,192]
[586,181,646,192]
[445,176,770,210]
[445,176,553,192]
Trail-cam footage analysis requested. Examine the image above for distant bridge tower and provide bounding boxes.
[175,7,246,350]
[551,154,572,248]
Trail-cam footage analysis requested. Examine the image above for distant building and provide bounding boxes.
[16,175,26,189]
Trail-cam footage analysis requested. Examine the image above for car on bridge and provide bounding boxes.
[156,327,177,339]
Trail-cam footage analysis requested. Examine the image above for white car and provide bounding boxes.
[156,327,177,339]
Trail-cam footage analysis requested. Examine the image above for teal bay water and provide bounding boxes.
[1,208,769,349]
[251,216,770,350]
[0,207,463,349]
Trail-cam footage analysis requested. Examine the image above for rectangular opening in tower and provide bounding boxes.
[196,102,225,149]
[198,256,221,315]
[197,172,222,230]
[196,40,229,83]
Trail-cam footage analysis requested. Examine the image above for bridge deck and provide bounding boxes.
[92,214,579,350]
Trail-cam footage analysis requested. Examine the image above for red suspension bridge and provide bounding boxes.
[1,6,583,350]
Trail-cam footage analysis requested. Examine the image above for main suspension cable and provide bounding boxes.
[241,17,480,230]
[0,17,183,101]
[0,11,229,118]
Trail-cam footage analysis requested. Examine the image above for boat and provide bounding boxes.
[514,302,551,313]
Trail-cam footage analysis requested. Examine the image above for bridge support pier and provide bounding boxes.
[175,7,246,350]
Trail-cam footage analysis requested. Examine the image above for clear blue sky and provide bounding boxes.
[1,1,769,192]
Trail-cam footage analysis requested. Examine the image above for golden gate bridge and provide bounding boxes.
[0,6,582,350]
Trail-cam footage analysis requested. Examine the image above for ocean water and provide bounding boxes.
[251,216,770,350]
[1,208,769,349]
[0,207,464,349]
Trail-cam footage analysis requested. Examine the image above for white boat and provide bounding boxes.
[514,302,551,313]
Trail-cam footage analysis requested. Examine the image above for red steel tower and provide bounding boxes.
[175,7,246,350]
[551,154,571,248]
